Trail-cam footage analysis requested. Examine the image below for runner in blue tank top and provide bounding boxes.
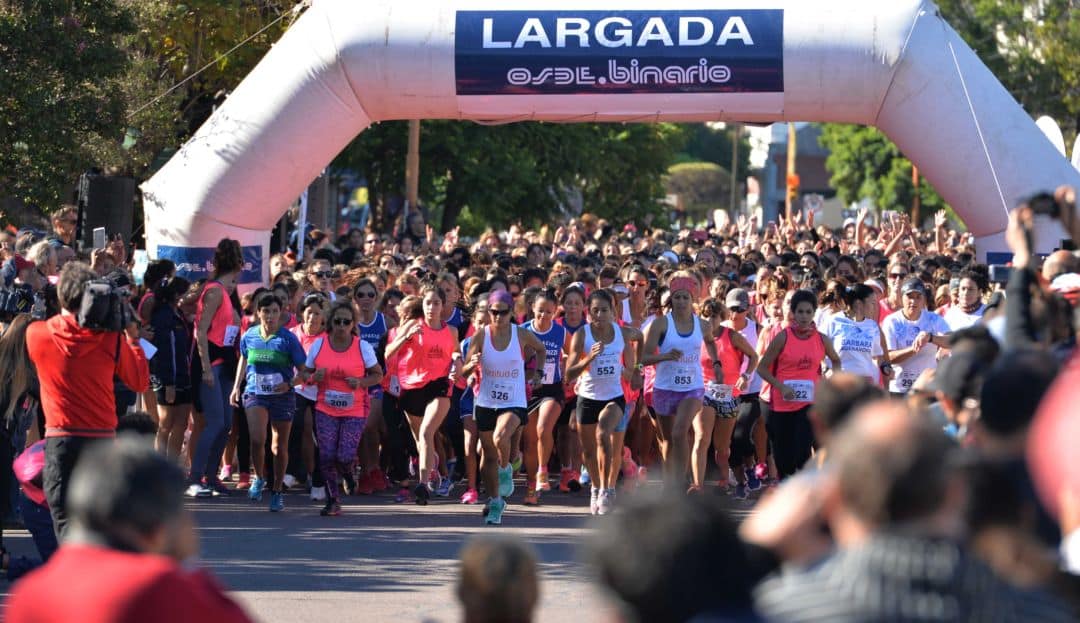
[354,278,393,494]
[522,289,570,503]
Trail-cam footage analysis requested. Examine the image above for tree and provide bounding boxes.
[335,121,685,236]
[674,123,751,180]
[0,1,136,214]
[665,162,732,224]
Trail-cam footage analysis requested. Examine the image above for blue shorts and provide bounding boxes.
[243,392,296,422]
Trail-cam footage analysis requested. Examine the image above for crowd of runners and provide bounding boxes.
[2,188,1080,619]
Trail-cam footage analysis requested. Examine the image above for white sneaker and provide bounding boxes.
[596,489,612,515]
[589,487,600,515]
[310,486,327,502]
[186,483,211,498]
[283,474,299,490]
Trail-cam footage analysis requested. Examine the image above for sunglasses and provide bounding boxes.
[889,272,909,280]
[632,281,649,287]
[490,308,511,317]
[355,290,377,299]
[331,317,354,326]
[365,238,379,244]
[729,307,747,314]
[314,271,333,279]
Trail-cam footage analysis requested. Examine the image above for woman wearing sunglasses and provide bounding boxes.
[460,291,546,525]
[303,301,383,516]
[354,279,392,495]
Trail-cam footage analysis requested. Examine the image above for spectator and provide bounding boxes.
[5,437,253,623]
[747,400,1074,622]
[25,261,149,537]
[457,535,539,623]
[49,206,78,247]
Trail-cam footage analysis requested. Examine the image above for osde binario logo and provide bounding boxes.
[455,10,784,96]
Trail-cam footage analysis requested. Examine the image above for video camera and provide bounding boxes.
[77,279,135,332]
[0,284,36,320]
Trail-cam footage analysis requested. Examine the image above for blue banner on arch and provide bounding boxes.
[455,10,784,96]
[156,245,263,285]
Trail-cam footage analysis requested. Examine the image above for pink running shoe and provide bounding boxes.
[460,488,480,504]
[754,462,769,480]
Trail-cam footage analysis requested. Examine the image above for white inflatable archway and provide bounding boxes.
[142,0,1079,283]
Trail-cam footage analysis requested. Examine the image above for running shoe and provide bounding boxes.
[523,488,539,506]
[597,489,613,515]
[498,465,514,498]
[568,470,582,492]
[732,484,748,500]
[753,462,769,480]
[236,472,251,490]
[408,457,419,478]
[558,468,573,493]
[579,467,591,486]
[269,491,285,512]
[206,480,231,497]
[686,484,704,495]
[510,455,523,474]
[310,485,327,502]
[745,467,761,491]
[436,477,453,497]
[413,482,430,506]
[342,471,357,496]
[320,499,341,516]
[282,474,300,490]
[485,497,506,525]
[460,488,480,504]
[589,488,600,515]
[218,465,233,482]
[355,472,375,495]
[370,468,390,492]
[537,470,551,492]
[185,482,211,498]
[249,477,266,502]
[393,487,412,503]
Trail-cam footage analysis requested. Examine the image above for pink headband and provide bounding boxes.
[669,277,699,297]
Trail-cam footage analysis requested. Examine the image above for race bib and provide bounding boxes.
[223,324,239,347]
[783,380,814,403]
[488,381,517,404]
[325,390,354,410]
[543,360,557,385]
[594,355,618,378]
[388,376,401,396]
[706,382,733,402]
[255,373,283,395]
[897,369,918,391]
[673,365,696,387]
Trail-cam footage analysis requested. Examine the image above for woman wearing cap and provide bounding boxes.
[823,284,892,385]
[882,277,952,395]
[693,298,758,495]
[565,289,642,514]
[385,283,460,505]
[756,290,843,478]
[640,272,722,488]
[460,290,546,524]
[723,287,769,497]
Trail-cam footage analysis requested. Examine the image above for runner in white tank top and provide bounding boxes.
[565,290,643,515]
[460,290,546,525]
[641,273,722,489]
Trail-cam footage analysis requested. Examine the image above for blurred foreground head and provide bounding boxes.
[458,536,539,623]
[68,436,196,560]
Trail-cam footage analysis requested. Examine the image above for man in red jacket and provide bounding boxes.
[26,261,149,538]
[6,437,254,623]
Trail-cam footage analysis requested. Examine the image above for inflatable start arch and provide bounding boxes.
[142,0,1079,282]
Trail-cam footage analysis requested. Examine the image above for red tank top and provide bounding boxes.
[399,321,455,390]
[195,282,238,348]
[766,327,825,412]
[703,327,745,396]
[311,336,371,418]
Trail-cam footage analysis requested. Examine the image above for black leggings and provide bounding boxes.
[381,394,417,482]
[729,394,761,468]
[761,403,814,478]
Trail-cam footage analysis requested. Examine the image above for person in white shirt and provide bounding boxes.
[823,284,893,385]
[942,271,987,331]
[882,278,952,395]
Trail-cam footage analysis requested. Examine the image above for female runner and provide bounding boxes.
[522,289,569,504]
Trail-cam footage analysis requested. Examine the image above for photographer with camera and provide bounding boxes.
[25,261,149,539]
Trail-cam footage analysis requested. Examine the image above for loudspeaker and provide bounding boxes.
[78,174,135,250]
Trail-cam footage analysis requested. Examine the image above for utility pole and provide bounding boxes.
[785,123,798,221]
[405,119,421,215]
[911,164,921,226]
[730,123,741,216]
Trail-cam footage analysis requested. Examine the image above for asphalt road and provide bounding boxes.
[1,480,756,622]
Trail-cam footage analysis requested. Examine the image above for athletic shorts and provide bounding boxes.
[399,378,451,417]
[474,406,528,433]
[154,386,193,407]
[703,392,739,419]
[243,392,296,422]
[652,388,705,416]
[576,396,627,429]
[527,383,565,412]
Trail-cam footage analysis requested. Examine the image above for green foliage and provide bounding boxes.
[674,123,751,178]
[0,1,136,212]
[665,161,732,222]
[335,121,686,236]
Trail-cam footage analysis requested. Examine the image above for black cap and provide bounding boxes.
[929,351,986,403]
[901,277,928,296]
